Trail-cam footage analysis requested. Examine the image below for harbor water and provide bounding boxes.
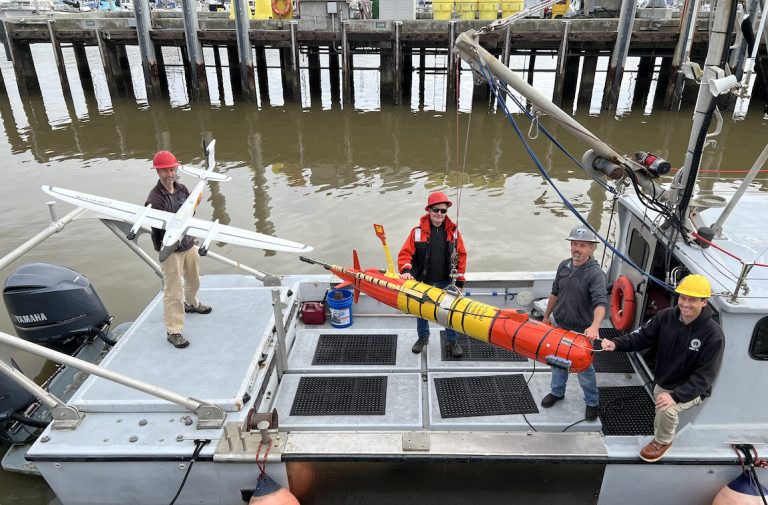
[0,37,767,504]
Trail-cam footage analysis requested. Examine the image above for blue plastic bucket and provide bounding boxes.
[326,289,354,328]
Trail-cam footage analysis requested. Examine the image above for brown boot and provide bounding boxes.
[167,332,190,349]
[639,439,671,462]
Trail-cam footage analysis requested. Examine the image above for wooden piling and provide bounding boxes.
[446,20,458,109]
[633,56,654,110]
[552,21,571,107]
[227,44,243,99]
[393,21,402,106]
[4,22,40,95]
[578,55,598,107]
[181,0,209,102]
[254,46,269,106]
[602,0,638,111]
[527,50,536,86]
[46,20,70,97]
[655,56,672,108]
[418,48,425,109]
[280,48,296,102]
[328,46,340,105]
[307,46,322,99]
[380,45,394,102]
[232,0,256,102]
[402,46,412,105]
[663,0,698,111]
[341,21,351,104]
[154,44,170,98]
[133,0,163,100]
[95,32,125,98]
[289,20,301,102]
[212,44,225,103]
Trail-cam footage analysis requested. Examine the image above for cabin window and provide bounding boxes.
[628,229,649,269]
[749,317,768,360]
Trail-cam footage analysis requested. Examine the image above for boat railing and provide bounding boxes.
[0,330,227,429]
[0,200,281,285]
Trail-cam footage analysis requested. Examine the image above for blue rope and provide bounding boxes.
[477,60,673,292]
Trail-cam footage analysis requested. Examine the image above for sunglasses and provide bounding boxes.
[430,207,448,214]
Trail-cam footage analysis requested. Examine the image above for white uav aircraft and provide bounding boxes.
[42,140,312,262]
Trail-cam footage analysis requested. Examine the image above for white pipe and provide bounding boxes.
[0,331,202,412]
[0,207,85,272]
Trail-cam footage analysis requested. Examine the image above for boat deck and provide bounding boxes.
[29,274,654,466]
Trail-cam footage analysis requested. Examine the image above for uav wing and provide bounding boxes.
[42,185,171,230]
[184,218,313,253]
[42,185,313,254]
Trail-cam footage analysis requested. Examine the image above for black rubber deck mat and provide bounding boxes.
[593,328,635,373]
[598,386,655,436]
[593,351,635,374]
[290,376,387,416]
[599,327,625,341]
[440,331,528,362]
[312,334,397,366]
[434,374,539,418]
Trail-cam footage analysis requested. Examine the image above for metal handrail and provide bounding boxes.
[0,205,85,273]
[0,331,226,429]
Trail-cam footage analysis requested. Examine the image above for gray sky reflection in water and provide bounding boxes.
[0,44,767,504]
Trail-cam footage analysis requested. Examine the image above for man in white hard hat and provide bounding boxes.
[602,274,724,462]
[541,224,607,422]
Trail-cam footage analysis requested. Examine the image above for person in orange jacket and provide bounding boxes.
[398,191,467,358]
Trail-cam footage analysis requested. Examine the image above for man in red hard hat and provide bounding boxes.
[398,191,467,359]
[145,150,212,349]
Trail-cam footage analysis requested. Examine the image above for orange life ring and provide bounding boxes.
[271,0,290,17]
[610,275,636,332]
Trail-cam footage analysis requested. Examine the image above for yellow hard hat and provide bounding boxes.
[675,274,711,298]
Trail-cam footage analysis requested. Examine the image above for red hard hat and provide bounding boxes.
[425,191,452,211]
[152,150,179,170]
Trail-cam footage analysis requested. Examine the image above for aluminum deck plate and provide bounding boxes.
[312,334,397,366]
[69,277,275,413]
[290,376,388,416]
[434,374,539,418]
[598,386,655,436]
[439,331,528,362]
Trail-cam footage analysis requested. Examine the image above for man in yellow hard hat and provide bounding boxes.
[601,273,724,462]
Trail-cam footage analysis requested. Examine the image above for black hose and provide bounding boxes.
[9,411,49,429]
[168,439,211,505]
[97,319,118,347]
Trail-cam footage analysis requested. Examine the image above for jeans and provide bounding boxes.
[416,280,457,343]
[550,364,599,407]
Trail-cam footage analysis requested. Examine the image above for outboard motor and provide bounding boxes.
[3,263,110,347]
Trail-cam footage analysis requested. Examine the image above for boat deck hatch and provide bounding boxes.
[597,386,655,436]
[312,334,397,366]
[439,331,527,362]
[290,376,388,416]
[434,374,539,418]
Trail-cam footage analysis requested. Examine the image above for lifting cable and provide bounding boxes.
[475,60,673,292]
[450,55,468,290]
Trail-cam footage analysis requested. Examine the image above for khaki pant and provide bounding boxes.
[160,247,201,334]
[653,384,702,444]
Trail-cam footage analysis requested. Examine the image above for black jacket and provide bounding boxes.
[611,306,724,403]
